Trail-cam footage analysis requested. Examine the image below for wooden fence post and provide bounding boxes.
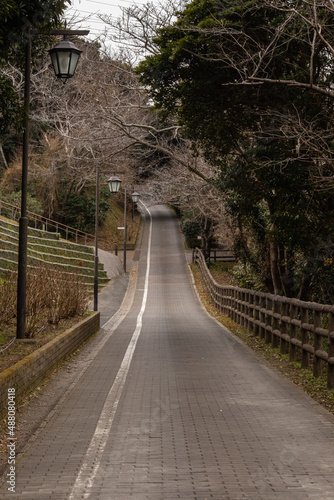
[272,299,280,349]
[301,307,309,369]
[248,291,254,333]
[280,300,289,355]
[265,296,272,344]
[289,302,298,362]
[313,309,323,379]
[253,293,260,337]
[328,310,334,390]
[259,295,266,340]
[240,290,245,327]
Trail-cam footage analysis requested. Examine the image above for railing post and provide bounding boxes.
[289,302,298,362]
[253,293,260,337]
[259,295,266,340]
[272,299,280,349]
[313,309,323,378]
[280,300,289,354]
[265,296,272,344]
[327,310,334,389]
[239,290,244,327]
[248,291,254,334]
[301,307,309,369]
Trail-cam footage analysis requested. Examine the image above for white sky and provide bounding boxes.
[65,0,148,44]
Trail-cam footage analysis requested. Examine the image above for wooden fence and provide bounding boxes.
[193,247,334,390]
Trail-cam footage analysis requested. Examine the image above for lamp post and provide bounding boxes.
[16,28,89,340]
[92,175,121,312]
[122,190,141,273]
[131,191,140,221]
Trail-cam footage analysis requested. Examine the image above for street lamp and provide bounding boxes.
[93,174,122,312]
[108,176,122,195]
[131,191,140,221]
[16,29,88,340]
[49,39,82,80]
[106,177,138,273]
[122,189,141,273]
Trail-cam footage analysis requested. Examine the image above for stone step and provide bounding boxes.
[0,217,60,241]
[0,217,110,286]
[0,252,108,281]
[0,265,107,289]
[0,239,104,272]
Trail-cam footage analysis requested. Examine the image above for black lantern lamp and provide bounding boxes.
[108,175,122,195]
[49,38,82,80]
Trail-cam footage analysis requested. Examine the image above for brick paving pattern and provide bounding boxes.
[1,204,334,499]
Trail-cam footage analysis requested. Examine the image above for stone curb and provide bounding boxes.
[0,312,100,421]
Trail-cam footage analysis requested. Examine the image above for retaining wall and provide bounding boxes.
[0,312,100,420]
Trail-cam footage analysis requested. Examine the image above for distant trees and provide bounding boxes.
[3,0,334,301]
[134,0,334,302]
[0,0,68,140]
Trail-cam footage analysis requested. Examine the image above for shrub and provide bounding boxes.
[182,219,201,248]
[0,266,88,338]
[0,272,16,324]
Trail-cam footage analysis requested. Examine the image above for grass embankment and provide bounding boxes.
[0,202,141,373]
[99,196,141,249]
[190,261,334,415]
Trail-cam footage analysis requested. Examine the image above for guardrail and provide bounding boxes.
[193,247,334,389]
[207,249,235,262]
[0,200,116,252]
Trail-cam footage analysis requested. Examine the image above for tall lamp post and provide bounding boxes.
[17,28,89,340]
[123,190,141,273]
[132,191,140,221]
[93,175,121,312]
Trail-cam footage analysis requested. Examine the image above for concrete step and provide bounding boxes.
[0,239,104,272]
[0,217,110,286]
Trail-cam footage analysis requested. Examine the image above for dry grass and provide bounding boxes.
[0,266,89,373]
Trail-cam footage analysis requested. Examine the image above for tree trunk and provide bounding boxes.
[269,241,282,295]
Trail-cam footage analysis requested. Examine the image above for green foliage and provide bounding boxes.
[182,219,201,248]
[62,188,110,234]
[0,75,21,136]
[137,0,323,157]
[137,0,334,301]
[231,261,266,291]
[0,0,68,61]
[0,190,44,216]
[0,0,69,154]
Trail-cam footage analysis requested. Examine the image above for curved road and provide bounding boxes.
[1,204,334,499]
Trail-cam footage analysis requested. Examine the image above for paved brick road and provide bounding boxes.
[1,204,334,499]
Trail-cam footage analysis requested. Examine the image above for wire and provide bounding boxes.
[85,0,145,6]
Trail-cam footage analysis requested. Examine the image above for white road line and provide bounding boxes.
[69,204,152,499]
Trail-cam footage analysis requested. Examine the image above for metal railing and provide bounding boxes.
[193,247,334,389]
[0,199,116,252]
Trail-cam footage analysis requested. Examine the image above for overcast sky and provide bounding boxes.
[65,0,148,44]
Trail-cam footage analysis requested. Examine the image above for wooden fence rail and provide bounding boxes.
[193,247,334,390]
